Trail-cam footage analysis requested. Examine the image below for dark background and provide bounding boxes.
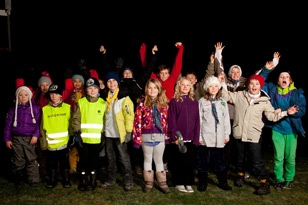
[0,2,306,177]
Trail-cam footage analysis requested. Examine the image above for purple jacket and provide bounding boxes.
[168,95,200,146]
[3,100,41,142]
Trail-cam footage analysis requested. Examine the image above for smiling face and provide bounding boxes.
[230,67,241,81]
[158,69,170,82]
[186,74,198,85]
[208,84,220,98]
[86,86,99,97]
[278,72,292,89]
[73,78,83,89]
[147,82,159,99]
[40,82,50,94]
[179,79,191,95]
[248,79,261,95]
[107,79,119,92]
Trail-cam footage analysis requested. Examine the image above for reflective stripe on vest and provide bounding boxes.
[42,103,71,149]
[79,97,106,144]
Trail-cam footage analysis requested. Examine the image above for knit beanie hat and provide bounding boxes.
[38,71,52,87]
[247,75,265,89]
[72,74,85,86]
[228,65,242,77]
[14,86,36,127]
[48,84,63,95]
[106,72,120,84]
[86,77,100,90]
[204,76,221,91]
[122,67,134,78]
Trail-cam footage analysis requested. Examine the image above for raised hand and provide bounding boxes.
[215,42,225,50]
[287,105,299,115]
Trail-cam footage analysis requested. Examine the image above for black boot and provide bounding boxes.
[197,172,208,192]
[62,169,71,188]
[217,171,232,191]
[234,173,244,187]
[46,169,57,189]
[87,170,97,191]
[78,171,88,191]
[256,180,271,195]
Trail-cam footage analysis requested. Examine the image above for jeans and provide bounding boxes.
[105,138,133,185]
[234,139,268,180]
[197,146,226,174]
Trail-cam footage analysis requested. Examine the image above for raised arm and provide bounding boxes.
[170,42,184,81]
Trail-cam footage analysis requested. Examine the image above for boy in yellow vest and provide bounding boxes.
[71,78,106,191]
[40,83,71,189]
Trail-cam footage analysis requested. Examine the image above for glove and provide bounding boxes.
[74,131,82,148]
[124,132,132,143]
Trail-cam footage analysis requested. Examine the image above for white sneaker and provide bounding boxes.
[186,185,194,193]
[175,185,187,193]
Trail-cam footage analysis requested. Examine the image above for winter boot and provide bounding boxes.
[217,171,232,191]
[46,169,57,189]
[62,169,71,188]
[78,171,88,191]
[234,172,244,187]
[197,172,208,192]
[87,170,97,191]
[143,170,154,193]
[156,171,171,194]
[256,180,271,195]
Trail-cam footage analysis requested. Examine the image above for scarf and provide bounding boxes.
[152,101,163,132]
[74,88,84,103]
[107,88,119,112]
[210,98,219,126]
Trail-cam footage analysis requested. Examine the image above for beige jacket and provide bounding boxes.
[222,89,286,143]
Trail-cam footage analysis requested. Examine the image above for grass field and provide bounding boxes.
[1,136,308,204]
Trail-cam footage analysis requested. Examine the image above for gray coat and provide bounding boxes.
[199,97,231,148]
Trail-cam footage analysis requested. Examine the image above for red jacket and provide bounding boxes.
[144,44,184,101]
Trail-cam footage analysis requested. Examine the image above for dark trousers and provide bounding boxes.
[105,138,133,184]
[169,142,195,186]
[78,144,100,173]
[197,146,226,174]
[234,139,268,180]
[46,148,70,173]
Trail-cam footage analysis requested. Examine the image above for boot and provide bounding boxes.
[78,171,88,191]
[234,172,244,187]
[62,169,71,188]
[46,169,57,189]
[143,170,154,193]
[256,180,271,195]
[217,171,232,191]
[87,170,97,191]
[197,172,208,192]
[156,171,171,194]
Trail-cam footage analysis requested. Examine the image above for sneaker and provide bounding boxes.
[274,181,284,191]
[256,181,271,195]
[283,181,294,189]
[244,172,250,179]
[124,183,133,191]
[175,185,187,193]
[185,186,194,193]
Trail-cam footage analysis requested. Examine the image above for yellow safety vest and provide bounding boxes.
[79,97,106,144]
[42,103,71,149]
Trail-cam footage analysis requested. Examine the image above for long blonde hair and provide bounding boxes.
[173,77,195,101]
[144,78,169,109]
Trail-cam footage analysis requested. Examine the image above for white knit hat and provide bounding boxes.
[204,76,221,91]
[13,86,36,127]
[228,65,242,77]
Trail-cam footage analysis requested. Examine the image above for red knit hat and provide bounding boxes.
[247,75,265,89]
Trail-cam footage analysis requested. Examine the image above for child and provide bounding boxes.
[100,72,134,191]
[40,83,71,189]
[198,76,232,192]
[65,74,86,174]
[149,42,184,101]
[168,77,200,193]
[259,66,306,190]
[3,86,41,188]
[133,78,171,194]
[71,77,106,191]
[221,75,298,195]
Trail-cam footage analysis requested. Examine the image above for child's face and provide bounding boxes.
[147,82,159,99]
[218,72,225,82]
[50,93,62,103]
[123,70,133,79]
[179,79,191,95]
[40,82,50,94]
[73,79,83,89]
[231,67,241,81]
[87,86,99,97]
[99,79,105,90]
[158,69,170,82]
[208,84,220,97]
[186,74,197,85]
[248,79,261,95]
[18,90,30,105]
[107,79,118,92]
[278,72,291,89]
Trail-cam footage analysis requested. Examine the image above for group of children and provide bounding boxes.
[3,42,305,196]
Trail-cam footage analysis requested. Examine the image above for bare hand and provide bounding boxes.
[215,42,225,50]
[152,45,158,55]
[224,139,229,144]
[30,137,38,145]
[99,45,107,54]
[175,42,183,47]
[6,141,12,149]
[210,52,215,63]
[199,141,204,145]
[287,105,299,115]
[274,52,281,60]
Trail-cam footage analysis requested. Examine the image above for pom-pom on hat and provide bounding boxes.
[204,76,221,91]
[247,75,265,89]
[14,86,36,127]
